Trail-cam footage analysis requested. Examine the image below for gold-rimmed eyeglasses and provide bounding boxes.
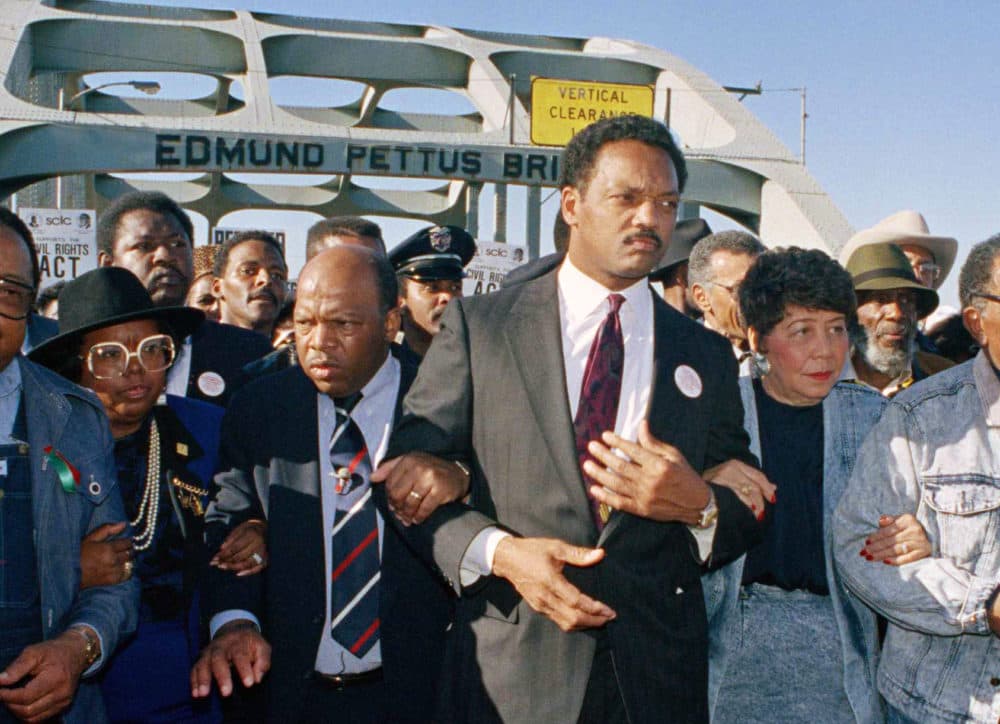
[82,334,176,380]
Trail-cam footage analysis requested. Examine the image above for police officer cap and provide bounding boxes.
[390,225,477,281]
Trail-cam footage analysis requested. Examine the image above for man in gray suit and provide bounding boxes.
[375,115,763,723]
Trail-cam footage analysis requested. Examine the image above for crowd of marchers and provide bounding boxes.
[0,114,996,724]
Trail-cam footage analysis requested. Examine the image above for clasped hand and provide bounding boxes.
[582,420,711,525]
[371,452,470,526]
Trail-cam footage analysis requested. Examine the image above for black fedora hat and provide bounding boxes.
[29,267,204,372]
[648,218,713,282]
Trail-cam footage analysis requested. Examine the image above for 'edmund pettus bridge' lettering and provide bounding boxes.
[346,143,559,182]
[156,135,324,169]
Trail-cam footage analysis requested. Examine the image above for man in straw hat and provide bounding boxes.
[843,243,952,397]
[839,210,959,332]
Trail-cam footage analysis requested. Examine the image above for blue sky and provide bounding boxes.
[139,0,999,307]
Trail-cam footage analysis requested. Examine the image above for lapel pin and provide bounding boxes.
[674,365,703,399]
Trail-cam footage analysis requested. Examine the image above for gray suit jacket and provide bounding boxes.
[386,270,761,723]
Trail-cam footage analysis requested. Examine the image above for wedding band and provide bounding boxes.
[122,559,134,580]
[408,490,424,501]
[250,552,264,566]
[901,542,909,554]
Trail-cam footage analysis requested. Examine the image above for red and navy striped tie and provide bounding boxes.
[329,399,381,658]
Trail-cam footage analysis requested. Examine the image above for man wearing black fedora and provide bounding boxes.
[0,210,138,724]
[648,218,712,318]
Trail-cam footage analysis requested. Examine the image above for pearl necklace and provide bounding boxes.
[130,417,161,551]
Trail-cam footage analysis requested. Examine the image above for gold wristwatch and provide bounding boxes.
[70,625,101,668]
[697,490,719,529]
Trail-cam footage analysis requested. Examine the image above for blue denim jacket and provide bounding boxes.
[834,351,1000,723]
[17,356,139,724]
[704,378,886,722]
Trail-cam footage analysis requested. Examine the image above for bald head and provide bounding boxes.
[295,246,400,397]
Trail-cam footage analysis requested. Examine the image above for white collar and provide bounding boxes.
[556,255,651,324]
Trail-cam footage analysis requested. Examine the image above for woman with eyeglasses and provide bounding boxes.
[30,267,262,723]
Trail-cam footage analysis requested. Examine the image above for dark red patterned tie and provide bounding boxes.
[573,293,625,529]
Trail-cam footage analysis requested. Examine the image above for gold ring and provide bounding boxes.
[740,485,753,497]
[408,490,423,501]
[123,559,134,580]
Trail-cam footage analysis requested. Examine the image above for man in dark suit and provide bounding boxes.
[97,190,271,406]
[191,246,459,723]
[375,115,763,723]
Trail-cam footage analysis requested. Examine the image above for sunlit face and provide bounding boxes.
[186,274,219,321]
[400,277,463,339]
[963,255,1000,370]
[294,250,399,398]
[79,319,167,438]
[0,227,32,372]
[102,209,193,308]
[563,139,679,291]
[214,240,287,333]
[751,305,850,406]
[900,244,939,290]
[853,288,917,377]
[694,251,757,343]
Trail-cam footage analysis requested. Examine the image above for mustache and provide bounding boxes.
[148,266,186,287]
[249,289,278,305]
[623,230,665,248]
[875,321,914,337]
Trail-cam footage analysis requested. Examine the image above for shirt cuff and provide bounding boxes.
[209,610,261,640]
[688,521,717,563]
[459,527,512,587]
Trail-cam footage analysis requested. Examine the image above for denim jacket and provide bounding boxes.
[834,351,1000,724]
[17,356,139,724]
[704,378,886,722]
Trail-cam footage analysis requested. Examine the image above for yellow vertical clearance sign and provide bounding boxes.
[530,77,655,146]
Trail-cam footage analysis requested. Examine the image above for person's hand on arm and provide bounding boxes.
[211,519,268,576]
[704,459,776,521]
[0,626,98,723]
[491,537,615,632]
[190,620,270,699]
[860,514,932,565]
[371,452,471,526]
[584,421,713,525]
[79,522,134,589]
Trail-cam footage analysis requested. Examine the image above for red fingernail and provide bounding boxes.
[865,539,872,546]
[882,559,892,565]
[756,511,765,521]
[751,504,757,512]
[865,554,874,561]
[858,549,866,556]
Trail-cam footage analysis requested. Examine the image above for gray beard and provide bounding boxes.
[853,326,915,379]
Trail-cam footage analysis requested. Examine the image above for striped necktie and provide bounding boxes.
[328,395,381,658]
